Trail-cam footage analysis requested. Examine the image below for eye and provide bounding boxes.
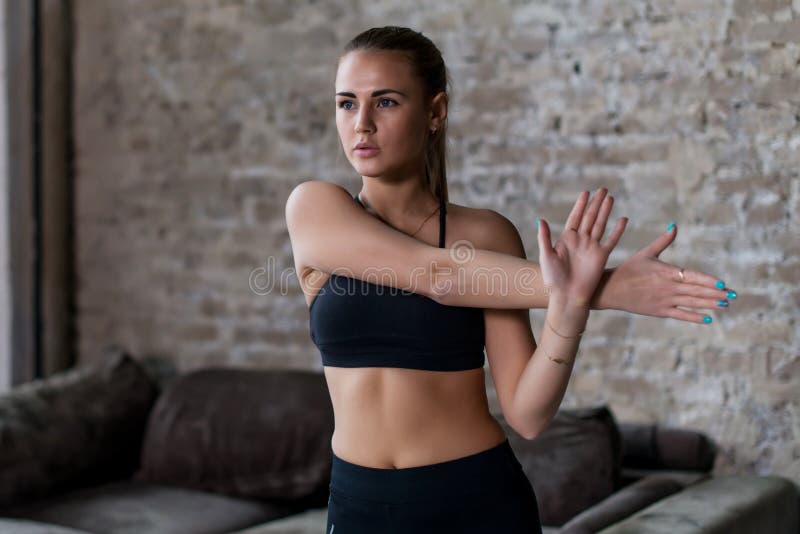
[337,98,397,110]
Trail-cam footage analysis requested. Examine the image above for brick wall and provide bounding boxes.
[73,1,798,482]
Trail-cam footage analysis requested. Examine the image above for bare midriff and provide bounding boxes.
[306,205,507,469]
[323,365,508,469]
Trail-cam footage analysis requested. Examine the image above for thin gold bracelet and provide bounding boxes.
[542,345,573,366]
[546,317,585,339]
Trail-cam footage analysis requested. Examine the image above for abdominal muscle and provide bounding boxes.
[304,208,507,469]
[323,365,508,469]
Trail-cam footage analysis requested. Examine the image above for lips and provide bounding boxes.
[353,141,380,158]
[354,147,380,157]
[354,142,378,150]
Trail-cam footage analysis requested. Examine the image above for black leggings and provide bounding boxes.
[325,438,543,533]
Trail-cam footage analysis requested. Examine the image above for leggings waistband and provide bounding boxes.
[330,438,522,502]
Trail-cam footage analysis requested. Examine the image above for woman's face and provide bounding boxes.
[334,50,434,181]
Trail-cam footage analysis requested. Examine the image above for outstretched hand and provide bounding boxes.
[536,188,628,307]
[596,219,735,324]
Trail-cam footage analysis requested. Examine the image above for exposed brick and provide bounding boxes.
[176,323,219,342]
[734,0,793,18]
[749,20,800,43]
[72,0,800,488]
[745,202,789,225]
[702,203,739,225]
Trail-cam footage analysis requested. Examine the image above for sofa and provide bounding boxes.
[0,347,797,534]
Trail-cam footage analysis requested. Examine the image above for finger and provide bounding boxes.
[578,187,608,234]
[536,217,554,259]
[672,282,733,301]
[640,222,678,259]
[666,265,734,293]
[602,216,628,251]
[668,295,732,310]
[665,263,736,298]
[591,195,614,241]
[564,191,590,233]
[663,307,715,324]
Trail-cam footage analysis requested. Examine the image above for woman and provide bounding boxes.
[285,26,734,534]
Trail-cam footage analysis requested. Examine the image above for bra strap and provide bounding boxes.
[355,193,446,248]
[439,197,446,248]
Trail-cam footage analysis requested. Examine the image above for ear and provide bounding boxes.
[428,91,448,130]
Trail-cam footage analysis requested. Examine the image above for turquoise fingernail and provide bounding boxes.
[702,316,712,323]
[715,280,725,289]
[717,300,729,307]
[666,221,675,232]
[535,217,539,229]
[726,290,737,299]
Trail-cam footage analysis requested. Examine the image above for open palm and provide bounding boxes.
[537,188,628,306]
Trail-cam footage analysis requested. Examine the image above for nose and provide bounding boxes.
[355,108,374,134]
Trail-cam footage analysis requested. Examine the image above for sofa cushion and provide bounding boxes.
[495,404,623,527]
[559,474,685,533]
[227,507,328,534]
[0,519,91,534]
[3,480,297,534]
[0,347,159,508]
[134,368,334,502]
[598,474,800,534]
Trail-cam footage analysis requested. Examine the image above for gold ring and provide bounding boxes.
[677,268,685,282]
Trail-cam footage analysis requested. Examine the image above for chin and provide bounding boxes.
[352,162,387,176]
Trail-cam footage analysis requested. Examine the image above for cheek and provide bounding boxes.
[335,114,346,134]
[395,112,423,131]
[335,118,352,147]
[386,115,425,145]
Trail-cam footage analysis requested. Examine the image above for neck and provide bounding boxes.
[358,177,439,223]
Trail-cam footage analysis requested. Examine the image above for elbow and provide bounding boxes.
[518,426,540,441]
[525,416,556,440]
[507,413,541,441]
[510,411,551,441]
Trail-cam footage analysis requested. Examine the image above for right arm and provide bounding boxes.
[287,181,728,323]
[285,180,549,309]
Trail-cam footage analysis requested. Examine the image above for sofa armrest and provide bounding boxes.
[619,422,717,472]
[0,347,159,509]
[621,467,710,488]
[557,474,686,534]
[597,475,800,534]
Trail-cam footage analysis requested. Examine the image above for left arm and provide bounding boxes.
[480,210,539,439]
[485,188,629,439]
[485,193,736,437]
[482,210,586,440]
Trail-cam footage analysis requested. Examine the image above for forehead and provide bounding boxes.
[335,50,417,93]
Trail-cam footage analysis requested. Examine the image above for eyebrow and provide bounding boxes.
[335,89,407,98]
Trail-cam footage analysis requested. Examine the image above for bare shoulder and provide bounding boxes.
[285,179,351,217]
[285,180,354,292]
[287,180,444,306]
[447,202,526,259]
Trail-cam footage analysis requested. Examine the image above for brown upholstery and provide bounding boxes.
[134,368,334,501]
[618,422,717,471]
[3,480,294,534]
[559,474,685,533]
[0,348,159,509]
[495,405,623,527]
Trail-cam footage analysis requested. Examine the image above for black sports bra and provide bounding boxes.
[308,193,485,371]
